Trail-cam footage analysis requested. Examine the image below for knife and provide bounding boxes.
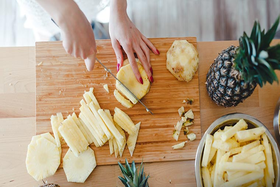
[95,57,154,115]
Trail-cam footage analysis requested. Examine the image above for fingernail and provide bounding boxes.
[150,67,153,75]
[150,76,154,83]
[140,77,143,84]
[156,49,160,55]
[117,63,120,72]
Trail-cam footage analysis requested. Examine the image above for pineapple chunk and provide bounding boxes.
[83,88,101,109]
[79,112,103,147]
[187,133,196,141]
[50,113,63,147]
[109,139,114,155]
[71,113,94,145]
[79,101,107,143]
[178,106,184,116]
[113,138,119,158]
[103,84,109,93]
[58,118,89,157]
[172,141,186,149]
[98,109,124,146]
[173,130,180,141]
[202,134,214,167]
[235,127,265,142]
[63,147,96,183]
[127,122,141,156]
[184,109,194,119]
[88,101,112,140]
[114,107,137,135]
[115,125,126,157]
[114,89,133,108]
[26,136,60,181]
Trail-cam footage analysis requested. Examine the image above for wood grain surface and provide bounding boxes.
[36,37,201,166]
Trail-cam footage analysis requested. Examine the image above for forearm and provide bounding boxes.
[36,0,80,27]
[110,0,127,17]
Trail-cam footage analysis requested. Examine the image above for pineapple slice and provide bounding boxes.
[98,109,124,146]
[31,132,56,145]
[178,106,185,116]
[114,107,137,135]
[63,147,96,183]
[88,101,112,140]
[58,118,89,157]
[26,136,60,181]
[184,109,194,119]
[79,112,103,147]
[116,59,150,104]
[173,121,183,141]
[172,141,186,149]
[114,89,133,108]
[115,125,126,157]
[79,100,107,143]
[127,122,141,156]
[50,113,63,147]
[187,133,196,141]
[71,113,93,144]
[113,138,119,158]
[109,138,114,155]
[103,84,109,93]
[84,87,101,109]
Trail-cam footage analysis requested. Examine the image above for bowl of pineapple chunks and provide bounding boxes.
[195,113,280,187]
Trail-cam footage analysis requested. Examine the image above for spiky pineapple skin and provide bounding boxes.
[206,46,256,107]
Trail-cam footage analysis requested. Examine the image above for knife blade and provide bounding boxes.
[95,58,154,115]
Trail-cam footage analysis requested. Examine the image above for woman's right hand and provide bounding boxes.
[37,0,97,71]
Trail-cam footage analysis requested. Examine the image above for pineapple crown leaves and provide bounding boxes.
[234,16,280,87]
[118,159,149,187]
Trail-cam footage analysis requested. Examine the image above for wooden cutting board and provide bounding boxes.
[36,37,201,165]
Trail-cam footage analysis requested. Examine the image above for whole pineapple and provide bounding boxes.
[118,159,149,187]
[206,16,280,107]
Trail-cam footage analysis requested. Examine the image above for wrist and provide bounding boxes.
[110,0,127,17]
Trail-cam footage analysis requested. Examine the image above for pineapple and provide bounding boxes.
[63,147,96,183]
[206,17,280,107]
[118,159,149,187]
[127,122,141,157]
[26,136,60,181]
[114,89,133,108]
[114,107,137,135]
[116,59,150,105]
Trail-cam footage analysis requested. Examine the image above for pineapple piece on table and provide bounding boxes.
[184,109,194,119]
[98,109,124,146]
[79,101,107,144]
[103,84,109,93]
[80,99,109,142]
[31,132,56,145]
[63,147,96,183]
[58,118,89,157]
[172,141,186,149]
[114,107,137,135]
[79,112,103,147]
[114,89,133,108]
[87,101,112,140]
[50,113,64,147]
[115,125,126,157]
[26,136,60,181]
[83,87,101,109]
[127,122,141,156]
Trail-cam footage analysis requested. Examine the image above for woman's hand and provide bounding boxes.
[109,0,159,84]
[37,0,96,71]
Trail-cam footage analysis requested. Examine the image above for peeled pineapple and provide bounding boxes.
[114,107,137,135]
[63,147,96,183]
[114,89,133,108]
[26,135,60,181]
[115,59,150,107]
[127,122,141,156]
[50,113,64,147]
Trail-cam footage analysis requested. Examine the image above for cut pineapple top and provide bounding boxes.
[116,59,150,104]
[63,147,96,183]
[26,136,60,181]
